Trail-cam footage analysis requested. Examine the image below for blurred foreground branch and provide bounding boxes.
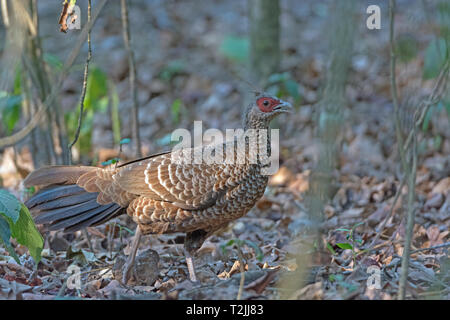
[308,0,356,233]
[277,0,356,298]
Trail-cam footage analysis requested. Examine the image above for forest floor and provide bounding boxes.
[0,0,449,299]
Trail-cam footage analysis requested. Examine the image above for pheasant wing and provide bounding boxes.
[113,148,232,210]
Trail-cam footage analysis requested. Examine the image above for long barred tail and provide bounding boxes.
[24,166,125,232]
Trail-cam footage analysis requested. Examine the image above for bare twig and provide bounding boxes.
[82,228,94,252]
[348,186,409,280]
[68,0,92,164]
[410,242,450,254]
[389,0,407,172]
[121,0,142,158]
[389,0,417,300]
[388,0,449,299]
[402,60,450,154]
[369,176,406,250]
[236,245,246,301]
[398,129,417,300]
[0,0,108,150]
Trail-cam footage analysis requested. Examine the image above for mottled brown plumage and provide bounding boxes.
[24,93,291,282]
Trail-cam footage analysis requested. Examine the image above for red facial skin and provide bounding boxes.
[256,97,281,112]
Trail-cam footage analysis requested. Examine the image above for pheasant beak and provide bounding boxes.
[273,100,293,114]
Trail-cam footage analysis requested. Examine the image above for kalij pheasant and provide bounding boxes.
[24,93,292,283]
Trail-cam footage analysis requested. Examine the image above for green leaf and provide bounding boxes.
[44,53,63,70]
[423,39,448,79]
[224,239,236,247]
[159,60,185,82]
[101,158,119,166]
[219,36,249,63]
[336,242,353,250]
[433,135,443,150]
[335,228,351,233]
[268,73,288,83]
[14,73,21,96]
[395,34,418,63]
[0,214,11,245]
[2,103,20,134]
[0,191,43,263]
[156,133,176,146]
[171,99,182,124]
[119,138,131,145]
[65,67,111,156]
[268,73,301,103]
[0,189,21,223]
[0,94,22,134]
[8,204,43,263]
[117,224,135,235]
[66,246,97,265]
[284,79,300,102]
[0,214,20,263]
[220,239,236,255]
[422,106,435,132]
[84,67,109,112]
[25,186,36,196]
[351,221,365,232]
[110,84,121,145]
[244,240,264,261]
[326,242,336,255]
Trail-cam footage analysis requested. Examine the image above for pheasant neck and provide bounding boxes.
[244,115,270,131]
[243,126,272,166]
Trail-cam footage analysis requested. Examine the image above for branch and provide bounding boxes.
[0,0,108,150]
[410,242,450,254]
[236,245,246,301]
[389,0,408,173]
[121,0,142,157]
[398,129,417,300]
[68,0,92,164]
[389,0,419,300]
[358,176,406,262]
[402,60,450,153]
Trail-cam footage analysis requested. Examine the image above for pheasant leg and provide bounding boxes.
[183,230,208,283]
[122,226,142,284]
[184,248,198,282]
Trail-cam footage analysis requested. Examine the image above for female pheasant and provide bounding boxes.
[24,93,292,283]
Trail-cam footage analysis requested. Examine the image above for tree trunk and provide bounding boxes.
[249,0,280,87]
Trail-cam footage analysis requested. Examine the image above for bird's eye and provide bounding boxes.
[263,100,269,106]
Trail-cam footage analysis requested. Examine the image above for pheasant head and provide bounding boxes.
[243,93,292,129]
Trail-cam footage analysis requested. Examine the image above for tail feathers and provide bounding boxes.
[23,166,96,188]
[26,184,124,232]
[33,198,99,224]
[55,204,124,232]
[25,185,85,209]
